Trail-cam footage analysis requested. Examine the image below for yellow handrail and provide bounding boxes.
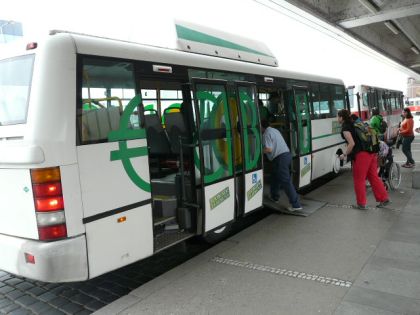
[82,97,123,112]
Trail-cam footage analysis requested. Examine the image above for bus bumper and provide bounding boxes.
[0,233,88,282]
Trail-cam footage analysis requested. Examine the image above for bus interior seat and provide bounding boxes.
[144,111,172,156]
[164,110,192,154]
[83,106,121,141]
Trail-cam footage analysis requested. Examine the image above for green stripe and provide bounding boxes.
[176,24,273,58]
[108,129,146,141]
[110,146,148,161]
[312,132,341,140]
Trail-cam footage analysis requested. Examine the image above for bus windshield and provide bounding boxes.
[0,54,34,126]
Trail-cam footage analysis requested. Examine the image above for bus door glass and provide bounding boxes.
[236,84,263,214]
[367,88,376,114]
[384,92,392,116]
[193,81,235,232]
[287,88,312,188]
[377,89,385,113]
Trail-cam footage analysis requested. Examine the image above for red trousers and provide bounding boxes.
[352,151,388,206]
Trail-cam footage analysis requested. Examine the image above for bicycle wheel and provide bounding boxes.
[388,162,401,190]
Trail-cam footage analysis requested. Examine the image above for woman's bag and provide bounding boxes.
[396,133,402,149]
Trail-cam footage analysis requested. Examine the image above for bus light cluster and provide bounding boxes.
[31,167,67,241]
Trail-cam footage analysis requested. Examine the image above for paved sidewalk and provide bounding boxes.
[95,145,420,315]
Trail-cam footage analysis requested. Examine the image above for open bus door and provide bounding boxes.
[234,83,263,215]
[285,88,312,189]
[192,80,236,234]
[191,80,263,238]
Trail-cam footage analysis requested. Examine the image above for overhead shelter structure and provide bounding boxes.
[264,0,420,76]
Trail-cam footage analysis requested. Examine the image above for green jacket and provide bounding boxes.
[370,115,383,135]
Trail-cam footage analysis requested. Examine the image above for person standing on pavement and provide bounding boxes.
[337,109,390,210]
[261,119,302,211]
[399,107,415,168]
[370,107,385,140]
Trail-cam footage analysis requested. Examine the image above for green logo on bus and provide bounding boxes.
[300,162,311,178]
[247,180,262,201]
[209,187,230,210]
[109,95,151,192]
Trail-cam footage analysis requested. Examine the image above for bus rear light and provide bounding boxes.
[38,224,67,241]
[35,196,64,212]
[31,167,67,241]
[33,182,62,197]
[26,42,38,50]
[31,167,61,184]
[24,253,36,264]
[36,211,66,226]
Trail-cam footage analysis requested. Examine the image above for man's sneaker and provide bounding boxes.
[352,204,368,210]
[402,163,411,168]
[288,205,303,212]
[377,200,391,208]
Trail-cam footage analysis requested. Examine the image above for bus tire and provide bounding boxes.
[333,151,343,174]
[202,223,232,244]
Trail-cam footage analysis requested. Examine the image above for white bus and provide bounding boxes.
[347,85,404,142]
[0,22,347,282]
[405,97,420,131]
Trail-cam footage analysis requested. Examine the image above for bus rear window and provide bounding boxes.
[0,55,34,126]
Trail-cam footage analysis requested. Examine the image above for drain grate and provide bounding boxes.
[211,256,352,288]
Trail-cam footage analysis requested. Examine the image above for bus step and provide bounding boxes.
[153,195,177,218]
[154,216,176,226]
[154,230,195,253]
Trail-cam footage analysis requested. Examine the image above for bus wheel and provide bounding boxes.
[333,154,341,174]
[202,224,232,244]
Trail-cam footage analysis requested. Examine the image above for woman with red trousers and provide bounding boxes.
[337,109,390,210]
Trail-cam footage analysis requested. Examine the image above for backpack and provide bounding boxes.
[353,121,380,153]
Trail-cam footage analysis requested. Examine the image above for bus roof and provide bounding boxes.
[54,31,343,86]
[174,20,278,67]
[360,84,403,93]
[1,30,344,86]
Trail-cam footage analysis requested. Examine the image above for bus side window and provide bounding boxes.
[81,106,121,142]
[80,57,136,144]
[311,83,320,119]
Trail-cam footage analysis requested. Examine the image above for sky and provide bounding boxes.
[2,0,419,92]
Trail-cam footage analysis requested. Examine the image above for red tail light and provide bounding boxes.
[38,224,67,241]
[24,253,36,264]
[33,182,62,197]
[35,196,65,212]
[31,167,67,241]
[26,42,38,50]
